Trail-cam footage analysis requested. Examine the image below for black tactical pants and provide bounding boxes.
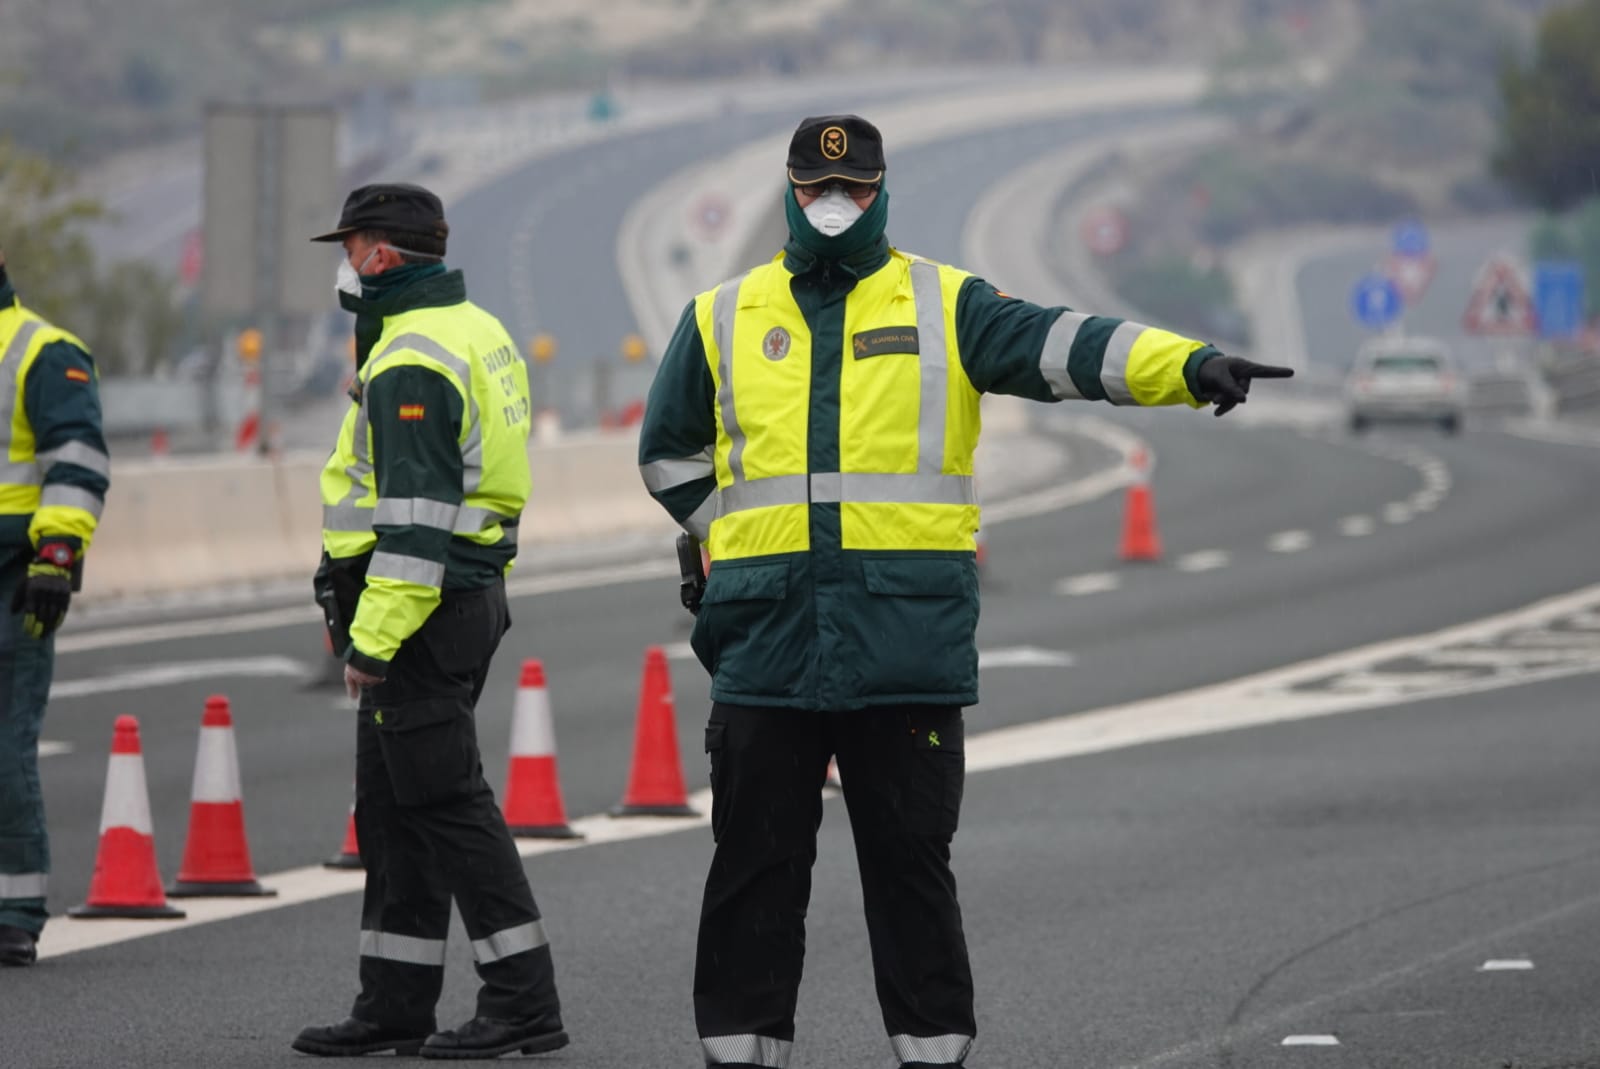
[348,581,561,1030]
[695,703,975,1068]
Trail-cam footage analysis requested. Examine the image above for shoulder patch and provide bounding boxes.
[65,368,91,383]
[398,404,426,421]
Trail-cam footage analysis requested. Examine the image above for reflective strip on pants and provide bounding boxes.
[0,873,47,898]
[890,1033,974,1065]
[359,929,447,967]
[701,1034,793,1068]
[470,920,548,964]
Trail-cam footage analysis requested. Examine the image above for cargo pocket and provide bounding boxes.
[372,700,479,808]
[853,557,978,698]
[903,709,965,839]
[704,717,728,843]
[690,560,800,696]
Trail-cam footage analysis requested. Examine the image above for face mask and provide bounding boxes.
[802,188,865,237]
[335,246,383,299]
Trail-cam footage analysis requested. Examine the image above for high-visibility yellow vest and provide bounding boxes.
[0,299,104,546]
[320,302,531,563]
[695,249,981,561]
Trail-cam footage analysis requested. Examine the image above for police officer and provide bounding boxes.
[0,247,110,968]
[293,184,566,1059]
[639,115,1292,1067]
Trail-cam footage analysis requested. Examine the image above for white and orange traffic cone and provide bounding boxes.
[611,647,697,817]
[823,758,842,792]
[69,716,185,919]
[168,696,274,897]
[503,660,581,839]
[1119,447,1163,562]
[323,793,362,870]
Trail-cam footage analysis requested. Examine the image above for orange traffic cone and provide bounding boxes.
[503,660,581,839]
[1119,448,1163,562]
[823,758,843,792]
[611,647,697,817]
[69,716,185,919]
[168,696,274,897]
[150,428,169,457]
[323,797,362,870]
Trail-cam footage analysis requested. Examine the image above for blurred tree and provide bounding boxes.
[0,138,182,374]
[1493,0,1600,211]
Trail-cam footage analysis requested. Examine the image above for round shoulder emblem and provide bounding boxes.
[762,326,791,361]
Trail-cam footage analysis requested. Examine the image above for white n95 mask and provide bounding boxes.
[803,188,864,237]
[335,259,362,298]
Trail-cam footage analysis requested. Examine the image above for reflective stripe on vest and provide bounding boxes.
[0,319,45,485]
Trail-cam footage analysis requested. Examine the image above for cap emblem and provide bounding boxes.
[820,126,847,161]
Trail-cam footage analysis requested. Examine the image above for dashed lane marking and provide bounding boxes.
[1281,1035,1340,1047]
[1268,530,1313,553]
[50,656,309,699]
[1339,515,1376,537]
[1175,550,1230,573]
[1479,959,1534,971]
[1384,503,1414,524]
[40,741,72,758]
[1056,572,1122,596]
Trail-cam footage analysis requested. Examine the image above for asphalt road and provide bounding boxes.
[9,95,1600,1069]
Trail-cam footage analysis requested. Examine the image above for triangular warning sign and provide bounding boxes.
[1463,255,1535,336]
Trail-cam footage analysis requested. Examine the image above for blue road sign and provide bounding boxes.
[1534,261,1586,340]
[1351,273,1403,330]
[1392,220,1430,258]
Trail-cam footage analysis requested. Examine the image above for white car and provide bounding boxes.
[1345,337,1466,435]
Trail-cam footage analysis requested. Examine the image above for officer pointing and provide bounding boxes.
[0,247,111,969]
[293,185,566,1059]
[639,115,1291,1068]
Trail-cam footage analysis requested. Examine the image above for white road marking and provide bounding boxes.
[1281,1035,1340,1046]
[1268,530,1313,553]
[40,585,1600,962]
[1056,572,1121,596]
[1384,503,1414,525]
[662,641,697,661]
[40,740,72,758]
[1176,550,1230,573]
[1478,959,1534,971]
[50,656,308,699]
[1339,516,1376,537]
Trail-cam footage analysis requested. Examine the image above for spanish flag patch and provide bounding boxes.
[65,368,90,383]
[398,404,426,421]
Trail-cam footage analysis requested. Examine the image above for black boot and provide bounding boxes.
[291,1016,433,1057]
[420,1014,568,1059]
[0,925,37,967]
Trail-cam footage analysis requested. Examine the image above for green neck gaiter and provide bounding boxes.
[783,184,890,264]
[339,262,446,370]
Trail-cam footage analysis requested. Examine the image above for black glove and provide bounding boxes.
[9,541,76,639]
[1196,355,1295,417]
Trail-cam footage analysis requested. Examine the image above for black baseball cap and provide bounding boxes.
[310,182,449,255]
[787,114,885,185]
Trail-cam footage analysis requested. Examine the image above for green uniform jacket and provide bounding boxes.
[640,237,1220,710]
[0,277,110,557]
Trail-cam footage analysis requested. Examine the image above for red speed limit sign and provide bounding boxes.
[1080,205,1128,256]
